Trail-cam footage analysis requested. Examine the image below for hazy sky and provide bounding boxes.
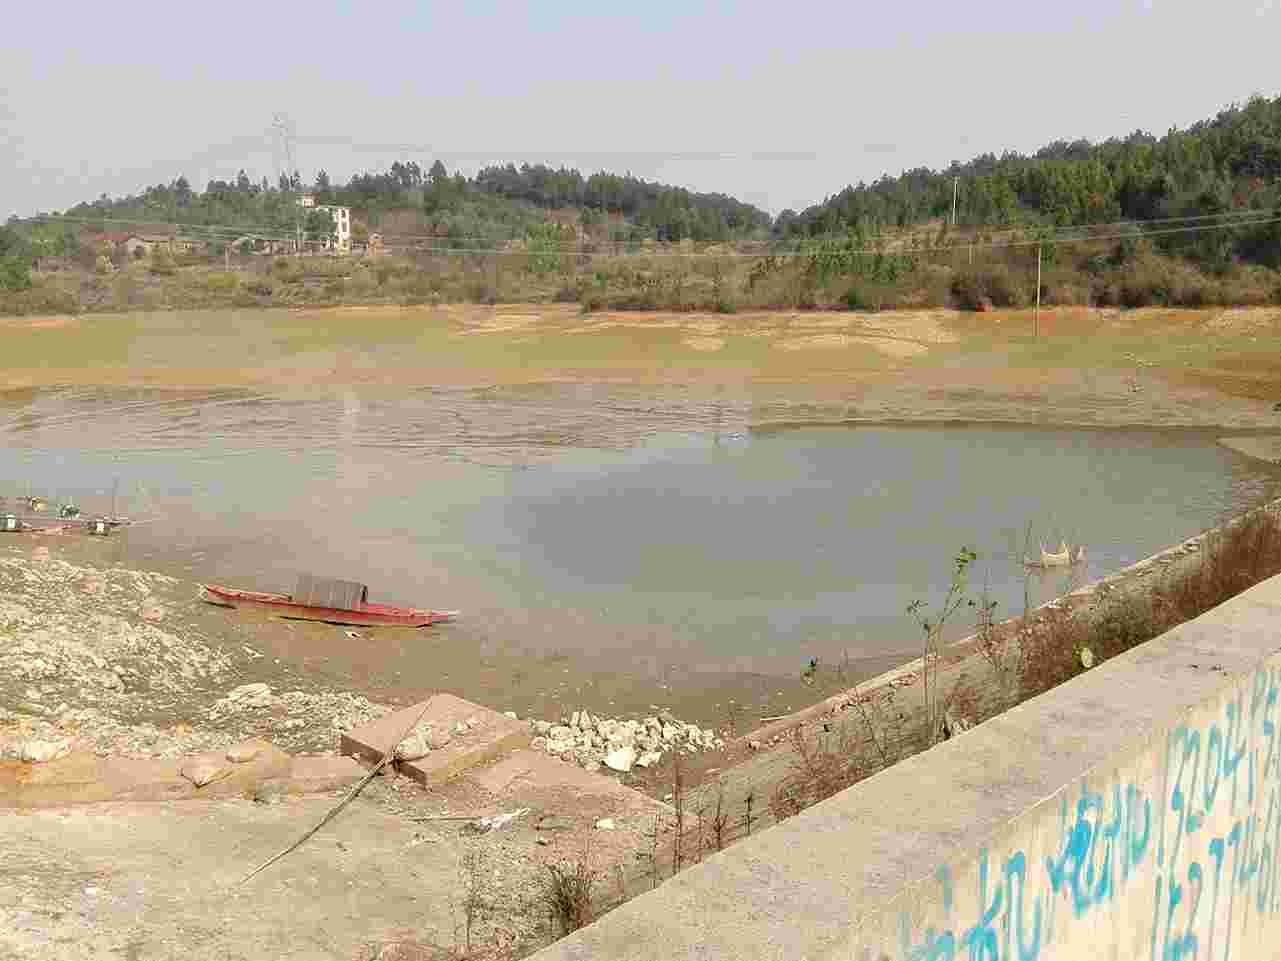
[3,1,1279,221]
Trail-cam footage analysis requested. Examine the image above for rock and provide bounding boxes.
[394,733,432,762]
[662,723,678,742]
[465,716,479,729]
[92,671,124,691]
[578,710,593,730]
[549,725,573,741]
[18,738,71,763]
[531,736,548,750]
[570,710,582,729]
[452,721,469,736]
[536,837,552,846]
[532,720,552,736]
[503,711,518,720]
[226,683,273,707]
[226,740,265,763]
[941,711,973,740]
[426,728,452,750]
[636,751,662,768]
[748,739,763,751]
[604,747,636,773]
[141,600,165,622]
[180,757,231,787]
[594,818,616,831]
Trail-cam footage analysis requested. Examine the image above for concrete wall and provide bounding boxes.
[531,573,1281,961]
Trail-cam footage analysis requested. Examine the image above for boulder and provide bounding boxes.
[636,751,662,768]
[226,683,273,708]
[604,747,636,773]
[18,738,71,763]
[226,739,267,763]
[394,733,432,762]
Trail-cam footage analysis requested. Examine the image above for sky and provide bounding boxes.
[3,0,1280,221]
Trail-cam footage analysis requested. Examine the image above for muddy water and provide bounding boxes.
[4,385,1281,724]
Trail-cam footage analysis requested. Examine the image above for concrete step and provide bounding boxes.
[339,694,529,787]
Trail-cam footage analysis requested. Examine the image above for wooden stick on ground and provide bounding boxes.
[235,697,435,888]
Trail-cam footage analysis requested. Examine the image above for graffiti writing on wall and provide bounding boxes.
[863,666,1281,961]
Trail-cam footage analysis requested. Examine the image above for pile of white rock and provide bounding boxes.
[529,710,724,773]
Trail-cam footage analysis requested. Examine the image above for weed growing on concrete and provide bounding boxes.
[741,790,756,839]
[671,752,685,874]
[767,721,869,821]
[709,782,731,852]
[643,812,661,889]
[456,847,493,956]
[538,841,598,939]
[975,587,1020,710]
[906,546,978,746]
[1019,507,1281,697]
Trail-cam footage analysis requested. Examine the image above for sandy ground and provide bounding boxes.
[0,789,640,961]
[1,305,1278,432]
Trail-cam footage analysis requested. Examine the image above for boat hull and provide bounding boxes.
[199,585,456,628]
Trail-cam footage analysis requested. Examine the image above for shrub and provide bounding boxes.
[950,264,1026,310]
[149,248,176,276]
[0,282,81,316]
[203,272,240,293]
[0,257,32,291]
[538,849,598,938]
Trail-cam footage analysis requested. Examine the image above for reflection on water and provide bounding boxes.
[3,386,1281,682]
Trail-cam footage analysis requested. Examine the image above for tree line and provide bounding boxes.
[775,95,1281,272]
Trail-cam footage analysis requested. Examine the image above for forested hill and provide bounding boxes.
[42,159,772,246]
[776,95,1281,247]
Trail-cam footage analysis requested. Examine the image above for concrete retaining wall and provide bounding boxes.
[531,573,1281,961]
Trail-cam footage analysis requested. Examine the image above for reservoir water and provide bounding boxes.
[4,386,1280,717]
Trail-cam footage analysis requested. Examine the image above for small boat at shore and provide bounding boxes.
[1024,541,1086,568]
[199,574,458,628]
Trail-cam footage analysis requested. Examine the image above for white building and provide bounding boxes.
[296,195,351,252]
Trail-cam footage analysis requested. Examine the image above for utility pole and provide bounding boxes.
[272,112,302,256]
[1034,243,1042,338]
[951,176,958,227]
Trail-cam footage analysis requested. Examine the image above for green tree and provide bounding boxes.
[304,208,337,245]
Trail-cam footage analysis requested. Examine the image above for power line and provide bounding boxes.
[22,210,1281,260]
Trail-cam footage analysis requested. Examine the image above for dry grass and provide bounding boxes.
[764,506,1281,832]
[1020,508,1281,698]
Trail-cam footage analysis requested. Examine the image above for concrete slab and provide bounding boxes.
[340,694,528,787]
[0,743,345,809]
[462,749,668,820]
[0,797,465,960]
[284,754,366,794]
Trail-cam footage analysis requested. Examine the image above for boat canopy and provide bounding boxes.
[292,574,369,611]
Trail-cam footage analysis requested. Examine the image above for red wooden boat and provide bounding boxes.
[199,574,457,628]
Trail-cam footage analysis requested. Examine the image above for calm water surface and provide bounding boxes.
[4,386,1280,691]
